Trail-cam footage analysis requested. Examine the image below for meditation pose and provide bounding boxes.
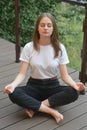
[4,12,85,124]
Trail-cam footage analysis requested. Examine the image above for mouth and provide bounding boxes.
[43,32,49,34]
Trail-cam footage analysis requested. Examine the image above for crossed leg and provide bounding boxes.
[25,99,50,118]
[25,99,64,124]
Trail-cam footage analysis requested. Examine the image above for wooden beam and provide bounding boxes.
[15,0,20,63]
[61,0,86,7]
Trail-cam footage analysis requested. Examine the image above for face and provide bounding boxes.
[38,16,53,38]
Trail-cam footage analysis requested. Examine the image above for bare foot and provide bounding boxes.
[39,103,64,124]
[51,110,64,124]
[25,109,34,118]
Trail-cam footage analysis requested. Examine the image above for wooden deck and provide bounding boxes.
[0,38,87,130]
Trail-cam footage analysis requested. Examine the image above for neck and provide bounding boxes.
[39,37,51,45]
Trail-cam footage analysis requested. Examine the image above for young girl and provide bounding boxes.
[4,12,85,124]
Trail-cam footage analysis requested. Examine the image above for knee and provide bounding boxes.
[72,89,79,101]
[65,87,79,102]
[68,87,79,101]
[8,87,21,103]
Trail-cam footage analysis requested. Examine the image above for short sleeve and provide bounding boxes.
[20,44,30,63]
[58,44,69,64]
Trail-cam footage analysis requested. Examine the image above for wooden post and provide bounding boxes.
[15,0,20,62]
[79,5,87,84]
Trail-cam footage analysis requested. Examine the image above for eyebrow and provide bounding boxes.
[40,23,52,25]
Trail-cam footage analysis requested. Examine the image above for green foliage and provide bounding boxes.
[0,0,15,42]
[55,3,85,71]
[0,0,61,45]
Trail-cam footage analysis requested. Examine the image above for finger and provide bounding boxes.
[80,86,85,91]
[6,89,12,94]
[4,88,11,94]
[3,88,8,93]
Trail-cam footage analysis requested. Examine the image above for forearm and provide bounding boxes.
[61,74,85,92]
[11,73,25,88]
[59,65,85,92]
[62,74,76,89]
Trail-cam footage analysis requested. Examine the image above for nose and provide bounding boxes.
[44,25,48,29]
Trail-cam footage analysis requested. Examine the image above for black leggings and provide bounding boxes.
[9,78,79,111]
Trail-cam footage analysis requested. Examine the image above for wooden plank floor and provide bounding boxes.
[0,38,87,130]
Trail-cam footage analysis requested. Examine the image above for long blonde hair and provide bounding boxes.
[32,12,61,58]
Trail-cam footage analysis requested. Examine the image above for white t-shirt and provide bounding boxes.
[20,42,69,79]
